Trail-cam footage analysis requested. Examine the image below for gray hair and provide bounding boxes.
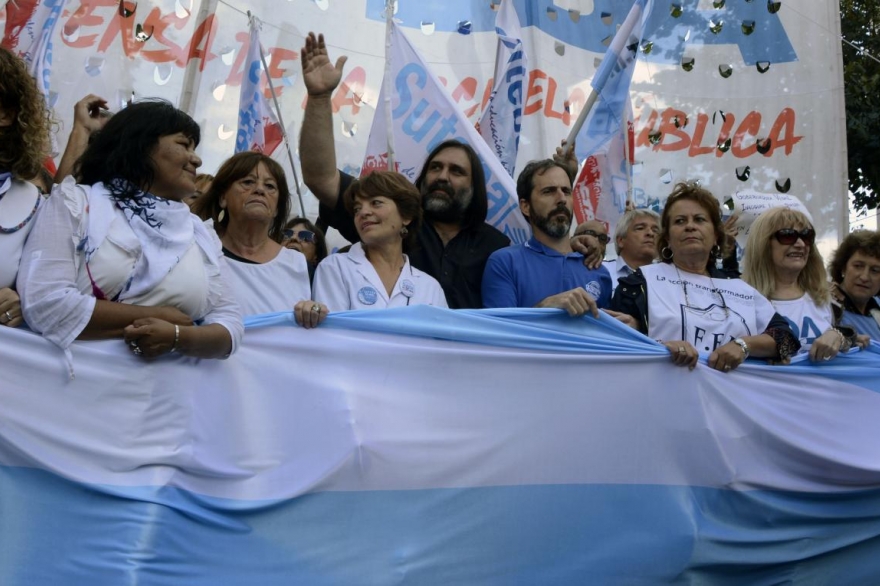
[614,209,660,254]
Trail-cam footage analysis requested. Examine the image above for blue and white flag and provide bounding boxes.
[235,15,282,155]
[575,0,653,162]
[478,0,527,178]
[363,20,530,244]
[2,307,880,584]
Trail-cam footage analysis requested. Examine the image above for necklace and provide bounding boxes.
[0,175,41,234]
[675,265,730,319]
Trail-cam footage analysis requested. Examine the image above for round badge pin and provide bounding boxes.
[357,286,378,305]
[400,279,415,298]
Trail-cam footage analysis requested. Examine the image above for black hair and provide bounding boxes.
[76,99,200,200]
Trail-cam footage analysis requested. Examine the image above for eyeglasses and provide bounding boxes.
[773,228,815,246]
[574,229,610,245]
[283,229,316,243]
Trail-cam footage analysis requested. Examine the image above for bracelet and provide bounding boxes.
[832,328,852,352]
[170,324,180,353]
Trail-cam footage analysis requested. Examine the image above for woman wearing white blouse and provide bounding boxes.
[17,100,242,360]
[295,171,447,327]
[0,47,51,329]
[194,151,311,316]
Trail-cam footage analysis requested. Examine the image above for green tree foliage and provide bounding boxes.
[842,0,880,210]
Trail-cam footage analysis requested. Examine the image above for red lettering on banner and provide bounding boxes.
[636,107,803,158]
[225,32,250,87]
[184,14,218,71]
[714,112,736,157]
[731,111,762,157]
[688,113,715,156]
[524,69,547,116]
[63,0,115,49]
[331,66,366,115]
[657,109,689,151]
[766,108,802,156]
[452,77,479,117]
[542,77,565,122]
[636,110,659,147]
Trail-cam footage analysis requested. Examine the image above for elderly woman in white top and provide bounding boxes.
[296,171,446,327]
[0,47,50,329]
[17,100,242,360]
[742,207,864,361]
[194,151,311,316]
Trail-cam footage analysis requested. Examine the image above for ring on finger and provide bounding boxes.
[723,365,731,372]
[131,344,143,356]
[3,310,11,322]
[822,355,831,361]
[677,346,685,354]
[311,304,321,313]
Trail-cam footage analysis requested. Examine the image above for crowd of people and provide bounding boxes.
[2,36,879,371]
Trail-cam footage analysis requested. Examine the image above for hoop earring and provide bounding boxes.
[399,226,409,238]
[710,244,721,258]
[217,209,226,223]
[660,246,673,261]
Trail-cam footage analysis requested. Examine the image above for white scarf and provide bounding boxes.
[82,181,220,301]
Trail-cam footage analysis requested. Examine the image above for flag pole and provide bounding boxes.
[623,115,634,205]
[562,88,599,158]
[560,0,649,160]
[383,0,396,170]
[249,12,306,217]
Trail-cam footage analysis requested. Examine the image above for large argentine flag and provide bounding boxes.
[2,308,880,584]
[363,21,531,244]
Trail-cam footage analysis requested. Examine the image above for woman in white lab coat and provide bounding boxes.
[294,171,447,327]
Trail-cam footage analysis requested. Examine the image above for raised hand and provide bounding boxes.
[301,32,348,97]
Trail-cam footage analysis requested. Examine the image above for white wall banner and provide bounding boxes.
[0,0,847,250]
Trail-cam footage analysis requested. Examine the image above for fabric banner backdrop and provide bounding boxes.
[0,0,846,252]
[2,308,880,584]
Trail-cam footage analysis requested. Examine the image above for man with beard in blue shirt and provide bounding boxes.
[481,159,613,317]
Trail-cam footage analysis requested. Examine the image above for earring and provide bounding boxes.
[217,209,226,223]
[399,226,409,238]
[710,244,721,258]
[660,246,673,260]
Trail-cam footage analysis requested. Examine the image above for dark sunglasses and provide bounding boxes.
[283,229,316,243]
[575,229,610,245]
[773,228,815,246]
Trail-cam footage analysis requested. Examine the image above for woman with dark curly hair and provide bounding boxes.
[195,151,311,316]
[0,47,51,329]
[828,230,880,342]
[297,171,447,327]
[17,99,242,362]
[612,182,799,372]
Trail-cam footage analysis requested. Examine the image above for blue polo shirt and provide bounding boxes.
[481,237,613,309]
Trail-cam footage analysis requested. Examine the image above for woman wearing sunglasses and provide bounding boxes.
[828,230,880,342]
[612,182,799,372]
[742,207,862,361]
[197,152,311,316]
[282,217,328,283]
